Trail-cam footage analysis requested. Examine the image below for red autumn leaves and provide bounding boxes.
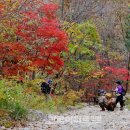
[0,3,68,76]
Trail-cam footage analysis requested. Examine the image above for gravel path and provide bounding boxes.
[3,104,130,130]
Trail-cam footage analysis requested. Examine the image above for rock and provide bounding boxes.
[27,109,47,122]
[66,106,76,111]
[127,124,130,127]
[0,126,6,130]
[22,127,30,130]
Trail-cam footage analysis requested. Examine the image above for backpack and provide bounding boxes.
[41,82,50,94]
[122,87,126,96]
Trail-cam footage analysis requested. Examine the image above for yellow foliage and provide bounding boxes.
[24,79,45,94]
[62,90,83,106]
[0,93,5,100]
[0,109,9,118]
[91,71,105,79]
[28,66,38,71]
[31,79,45,85]
[0,0,20,42]
[24,87,33,94]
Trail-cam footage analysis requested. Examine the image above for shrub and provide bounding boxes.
[62,89,83,106]
[0,78,84,120]
[0,80,27,120]
[10,102,27,120]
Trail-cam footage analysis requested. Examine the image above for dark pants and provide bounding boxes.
[116,95,123,108]
[99,102,106,110]
[44,93,51,102]
[106,103,115,111]
[99,102,115,111]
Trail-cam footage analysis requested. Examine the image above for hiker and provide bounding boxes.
[115,80,126,110]
[41,79,52,102]
[98,89,107,111]
[98,89,106,96]
[98,90,116,111]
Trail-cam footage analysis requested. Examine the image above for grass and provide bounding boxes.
[126,95,130,110]
[0,79,83,128]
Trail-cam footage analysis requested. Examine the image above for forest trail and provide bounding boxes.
[4,104,130,130]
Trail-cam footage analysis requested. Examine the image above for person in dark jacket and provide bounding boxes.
[41,80,52,102]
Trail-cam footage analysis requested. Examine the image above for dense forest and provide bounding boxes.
[0,0,130,129]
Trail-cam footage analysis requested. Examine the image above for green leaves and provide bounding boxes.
[64,20,102,76]
[66,20,102,58]
[69,43,78,54]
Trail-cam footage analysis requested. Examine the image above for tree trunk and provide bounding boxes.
[126,52,130,92]
[61,0,64,18]
[32,71,36,80]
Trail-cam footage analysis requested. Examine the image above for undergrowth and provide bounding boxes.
[0,79,83,127]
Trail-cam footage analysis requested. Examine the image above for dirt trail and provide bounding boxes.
[4,104,130,130]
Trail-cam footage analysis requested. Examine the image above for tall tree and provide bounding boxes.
[17,3,68,77]
[125,7,130,92]
[0,2,68,77]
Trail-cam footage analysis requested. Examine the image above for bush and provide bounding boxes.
[10,102,27,120]
[62,89,83,106]
[126,96,130,110]
[0,80,27,120]
[0,79,84,119]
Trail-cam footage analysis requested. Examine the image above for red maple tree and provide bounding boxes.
[0,3,68,77]
[17,3,68,75]
[0,42,27,76]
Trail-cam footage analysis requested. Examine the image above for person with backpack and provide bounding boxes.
[41,79,52,102]
[115,80,126,110]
